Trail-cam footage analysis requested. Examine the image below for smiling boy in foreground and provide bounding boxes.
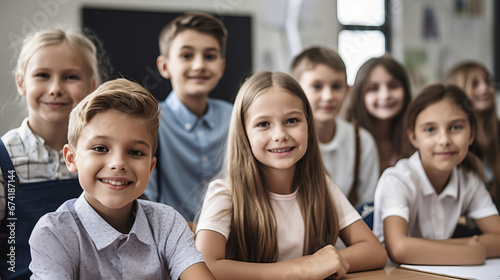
[29,78,214,280]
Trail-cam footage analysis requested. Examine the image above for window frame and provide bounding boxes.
[337,0,392,53]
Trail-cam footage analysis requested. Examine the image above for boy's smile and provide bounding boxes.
[158,29,225,101]
[64,110,156,216]
[299,64,349,123]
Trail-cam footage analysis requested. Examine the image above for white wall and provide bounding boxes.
[391,0,494,92]
[0,0,495,135]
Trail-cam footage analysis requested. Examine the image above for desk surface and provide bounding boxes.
[344,266,464,280]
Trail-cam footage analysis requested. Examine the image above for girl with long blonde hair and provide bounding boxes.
[195,71,386,280]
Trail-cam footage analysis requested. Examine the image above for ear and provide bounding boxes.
[63,144,78,173]
[157,55,170,79]
[15,74,26,96]
[407,128,419,149]
[150,156,157,173]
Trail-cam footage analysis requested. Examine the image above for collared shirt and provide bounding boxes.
[29,194,204,280]
[196,176,361,261]
[0,118,76,221]
[318,118,380,206]
[145,91,232,221]
[373,152,499,243]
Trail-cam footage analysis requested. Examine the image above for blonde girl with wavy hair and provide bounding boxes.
[446,61,500,209]
[195,71,387,280]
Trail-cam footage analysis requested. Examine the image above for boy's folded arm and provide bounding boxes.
[384,216,486,265]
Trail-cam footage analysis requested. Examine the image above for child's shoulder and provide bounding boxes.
[33,198,79,232]
[208,97,233,116]
[1,119,31,148]
[456,165,487,192]
[138,199,189,226]
[335,118,375,143]
[378,154,421,186]
[207,178,231,193]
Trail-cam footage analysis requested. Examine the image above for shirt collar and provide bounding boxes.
[19,118,46,151]
[165,91,215,131]
[325,118,344,150]
[441,168,459,199]
[75,194,153,250]
[410,151,459,198]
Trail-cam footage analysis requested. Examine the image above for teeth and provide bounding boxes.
[101,179,129,186]
[270,148,292,153]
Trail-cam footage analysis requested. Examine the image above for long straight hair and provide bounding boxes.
[345,55,413,159]
[224,71,339,262]
[445,61,500,204]
[404,84,483,177]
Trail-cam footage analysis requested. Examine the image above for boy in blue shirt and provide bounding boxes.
[145,13,233,221]
[29,79,214,280]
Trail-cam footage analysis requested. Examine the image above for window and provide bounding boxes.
[337,0,390,85]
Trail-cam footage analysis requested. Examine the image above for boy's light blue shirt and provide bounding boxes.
[29,194,204,280]
[145,91,233,221]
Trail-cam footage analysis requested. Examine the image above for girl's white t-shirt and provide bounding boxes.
[196,176,361,261]
[373,152,499,243]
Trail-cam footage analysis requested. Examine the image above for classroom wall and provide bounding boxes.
[391,0,494,91]
[0,0,339,135]
[0,0,495,136]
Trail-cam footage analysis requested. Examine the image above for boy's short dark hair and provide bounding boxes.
[68,78,160,155]
[158,12,228,58]
[290,46,347,81]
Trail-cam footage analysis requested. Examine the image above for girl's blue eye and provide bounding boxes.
[93,146,108,152]
[181,54,192,59]
[286,118,299,124]
[312,84,322,91]
[451,124,463,131]
[424,127,435,133]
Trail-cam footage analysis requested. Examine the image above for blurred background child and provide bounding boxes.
[344,55,412,174]
[291,46,379,207]
[145,13,232,222]
[446,61,500,209]
[0,28,100,279]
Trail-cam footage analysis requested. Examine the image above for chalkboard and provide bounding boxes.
[82,7,253,102]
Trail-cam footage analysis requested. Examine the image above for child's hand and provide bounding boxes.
[466,235,486,265]
[298,244,349,280]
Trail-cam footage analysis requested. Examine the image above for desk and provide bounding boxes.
[344,266,464,279]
